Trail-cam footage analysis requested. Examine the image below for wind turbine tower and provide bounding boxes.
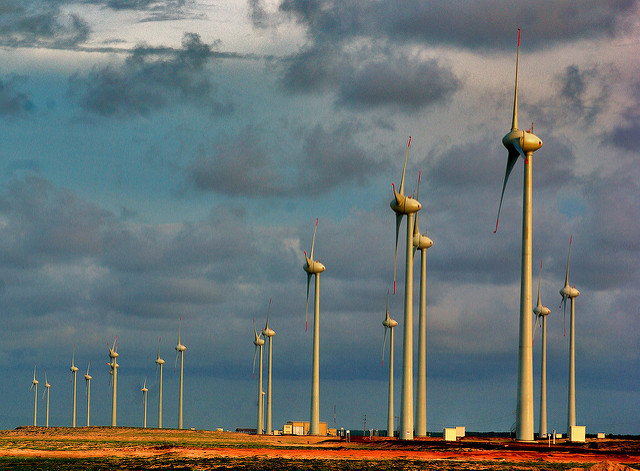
[493,29,543,441]
[533,261,551,438]
[70,348,79,428]
[262,299,276,435]
[390,136,421,440]
[155,340,165,428]
[303,218,326,435]
[107,337,119,427]
[43,372,50,428]
[382,289,398,437]
[141,377,148,428]
[413,172,433,437]
[252,318,265,434]
[30,364,38,426]
[560,236,580,434]
[175,317,187,430]
[84,363,92,427]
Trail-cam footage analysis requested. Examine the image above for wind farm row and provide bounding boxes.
[23,30,584,441]
[27,318,188,430]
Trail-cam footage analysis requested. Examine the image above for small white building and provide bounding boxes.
[570,425,586,443]
[443,427,457,441]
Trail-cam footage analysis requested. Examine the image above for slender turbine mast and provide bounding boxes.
[43,371,50,428]
[532,261,551,438]
[30,364,38,426]
[252,318,265,434]
[262,299,276,435]
[70,348,79,428]
[84,362,92,427]
[560,236,580,434]
[155,339,165,428]
[382,289,398,437]
[175,317,187,430]
[107,337,119,427]
[413,172,433,437]
[141,376,149,428]
[494,29,543,441]
[303,218,326,435]
[390,136,421,440]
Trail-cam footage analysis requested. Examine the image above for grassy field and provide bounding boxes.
[0,427,638,470]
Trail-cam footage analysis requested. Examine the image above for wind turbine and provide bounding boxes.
[175,317,187,429]
[559,235,580,434]
[390,136,421,440]
[252,318,265,434]
[84,362,92,427]
[141,376,148,428]
[413,171,433,437]
[532,261,551,438]
[303,218,326,435]
[70,348,79,428]
[29,364,38,426]
[262,298,276,435]
[155,339,165,429]
[493,29,543,442]
[382,289,398,438]
[43,371,50,428]
[107,337,119,427]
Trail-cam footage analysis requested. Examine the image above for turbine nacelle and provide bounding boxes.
[382,316,398,329]
[533,304,551,318]
[303,256,326,275]
[70,365,79,373]
[390,191,422,215]
[413,231,433,251]
[502,129,543,157]
[155,357,165,366]
[560,284,580,300]
[175,343,187,353]
[262,327,275,338]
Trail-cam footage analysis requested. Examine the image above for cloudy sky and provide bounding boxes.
[1,0,639,435]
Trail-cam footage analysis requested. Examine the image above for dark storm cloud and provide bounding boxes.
[0,1,89,48]
[188,122,383,197]
[278,0,637,50]
[337,55,461,112]
[248,0,268,28]
[68,33,233,117]
[298,122,384,195]
[602,82,640,151]
[188,127,288,196]
[0,75,35,116]
[527,64,613,129]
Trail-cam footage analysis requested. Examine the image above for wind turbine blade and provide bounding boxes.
[532,313,539,346]
[305,273,311,331]
[537,260,542,306]
[265,298,271,330]
[398,136,411,196]
[494,150,519,233]
[178,316,182,345]
[382,327,388,367]
[565,235,572,286]
[86,361,91,376]
[393,213,403,294]
[252,344,258,379]
[511,28,520,132]
[310,218,318,261]
[563,297,567,336]
[174,351,179,371]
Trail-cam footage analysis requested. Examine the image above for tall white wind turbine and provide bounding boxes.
[70,348,79,428]
[107,337,119,427]
[155,339,165,428]
[84,362,92,427]
[559,235,580,434]
[43,371,50,428]
[390,136,421,440]
[532,261,551,438]
[175,317,187,430]
[381,289,398,438]
[252,318,265,434]
[30,364,38,426]
[141,376,148,428]
[493,29,543,441]
[303,218,326,435]
[413,171,433,437]
[262,299,276,435]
